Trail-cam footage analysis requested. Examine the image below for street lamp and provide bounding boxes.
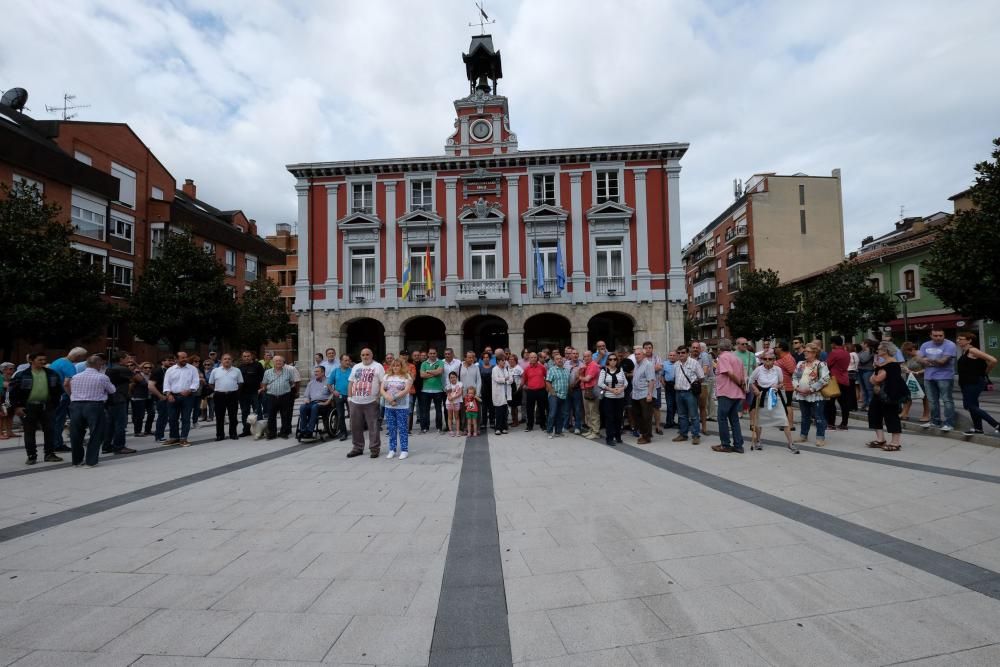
[785,309,797,342]
[894,290,912,344]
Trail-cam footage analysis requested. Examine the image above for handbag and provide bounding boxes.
[679,364,701,397]
[820,375,840,399]
[905,373,924,400]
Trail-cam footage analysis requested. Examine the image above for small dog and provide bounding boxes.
[246,414,267,440]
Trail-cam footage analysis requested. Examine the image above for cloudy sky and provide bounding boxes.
[4,0,998,249]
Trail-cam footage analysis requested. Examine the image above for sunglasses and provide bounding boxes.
[763,357,775,360]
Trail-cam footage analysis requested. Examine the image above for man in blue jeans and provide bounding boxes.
[545,351,570,437]
[68,355,117,466]
[48,346,87,453]
[711,339,748,454]
[671,347,704,444]
[102,351,137,456]
[163,351,200,446]
[917,329,957,431]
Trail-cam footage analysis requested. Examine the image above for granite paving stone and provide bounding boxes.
[209,611,352,661]
[0,570,80,603]
[100,608,251,656]
[211,575,331,612]
[308,578,421,616]
[545,598,673,654]
[30,571,162,606]
[626,632,771,666]
[504,572,595,613]
[642,586,773,635]
[0,603,153,652]
[325,614,435,665]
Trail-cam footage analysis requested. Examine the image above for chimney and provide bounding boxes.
[248,218,258,235]
[182,178,196,198]
[276,223,291,236]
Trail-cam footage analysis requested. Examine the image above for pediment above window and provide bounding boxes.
[397,209,444,228]
[523,204,569,238]
[337,211,382,242]
[586,200,634,222]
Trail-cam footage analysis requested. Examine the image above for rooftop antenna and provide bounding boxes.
[469,1,495,34]
[733,178,743,200]
[45,93,90,120]
[898,204,905,220]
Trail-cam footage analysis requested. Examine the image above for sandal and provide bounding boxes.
[866,440,887,448]
[881,443,901,451]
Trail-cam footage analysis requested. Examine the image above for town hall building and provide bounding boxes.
[286,35,689,361]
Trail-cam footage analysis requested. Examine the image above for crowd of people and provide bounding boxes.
[0,328,995,466]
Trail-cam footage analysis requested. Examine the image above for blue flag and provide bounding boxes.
[555,242,567,291]
[534,243,544,292]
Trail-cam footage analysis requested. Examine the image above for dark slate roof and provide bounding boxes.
[171,190,284,265]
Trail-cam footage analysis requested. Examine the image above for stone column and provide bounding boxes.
[666,163,685,302]
[445,177,459,307]
[324,184,339,308]
[459,119,469,156]
[385,333,401,356]
[384,181,398,309]
[634,168,652,302]
[508,328,525,357]
[506,175,521,306]
[293,180,310,311]
[667,301,685,351]
[446,331,462,356]
[569,171,585,304]
[492,113,502,155]
[571,327,589,354]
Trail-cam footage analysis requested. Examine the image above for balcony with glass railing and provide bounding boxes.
[725,225,749,243]
[71,208,105,241]
[694,291,717,306]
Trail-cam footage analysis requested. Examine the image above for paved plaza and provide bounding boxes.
[1,411,1000,666]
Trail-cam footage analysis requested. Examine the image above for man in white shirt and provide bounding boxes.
[459,350,482,432]
[208,353,243,441]
[347,348,385,459]
[163,351,201,446]
[442,348,462,384]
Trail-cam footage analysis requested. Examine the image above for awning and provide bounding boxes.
[884,313,973,331]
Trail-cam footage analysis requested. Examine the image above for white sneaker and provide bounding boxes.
[940,425,953,432]
[920,422,933,429]
[399,451,408,459]
[547,434,554,439]
[386,451,395,459]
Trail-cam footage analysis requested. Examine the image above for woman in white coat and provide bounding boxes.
[491,350,513,436]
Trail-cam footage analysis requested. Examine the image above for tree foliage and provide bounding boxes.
[799,261,896,337]
[128,231,238,351]
[0,184,107,357]
[924,137,1000,320]
[232,276,292,352]
[724,269,795,341]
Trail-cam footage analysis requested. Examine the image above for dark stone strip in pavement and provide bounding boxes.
[0,440,321,543]
[0,433,230,480]
[758,436,1000,485]
[429,431,512,667]
[612,442,1000,601]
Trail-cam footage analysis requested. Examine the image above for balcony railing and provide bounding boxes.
[72,217,105,241]
[693,270,715,283]
[694,316,717,327]
[350,283,376,303]
[405,285,437,302]
[535,277,562,296]
[456,279,509,303]
[725,225,748,243]
[595,275,625,295]
[690,246,715,264]
[726,252,750,268]
[694,291,717,306]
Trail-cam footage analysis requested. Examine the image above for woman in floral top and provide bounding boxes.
[793,343,831,446]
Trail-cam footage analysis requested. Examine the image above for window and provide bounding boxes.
[108,262,133,295]
[350,248,376,301]
[596,170,619,204]
[109,212,134,254]
[869,276,882,292]
[152,186,164,200]
[71,192,106,241]
[470,244,497,280]
[595,238,624,294]
[150,227,166,258]
[246,254,258,281]
[203,241,215,255]
[410,179,433,211]
[800,209,807,234]
[903,269,915,294]
[532,173,556,206]
[351,182,373,214]
[77,249,104,272]
[12,173,44,195]
[111,162,137,208]
[799,184,805,206]
[534,241,560,293]
[407,246,436,299]
[224,249,236,276]
[74,150,92,165]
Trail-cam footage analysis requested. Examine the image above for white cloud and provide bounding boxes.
[3,0,998,253]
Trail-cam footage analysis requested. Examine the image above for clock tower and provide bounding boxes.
[444,35,518,157]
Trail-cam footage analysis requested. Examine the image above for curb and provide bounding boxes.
[848,410,999,449]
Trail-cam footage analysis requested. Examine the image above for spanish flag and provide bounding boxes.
[401,249,412,299]
[423,246,434,291]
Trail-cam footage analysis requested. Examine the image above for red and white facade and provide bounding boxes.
[286,37,688,361]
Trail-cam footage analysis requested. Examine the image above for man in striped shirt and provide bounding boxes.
[260,355,298,439]
[545,351,570,438]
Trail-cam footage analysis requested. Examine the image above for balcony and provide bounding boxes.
[350,283,376,304]
[405,284,437,303]
[595,275,625,296]
[726,252,750,268]
[725,225,748,243]
[690,246,715,264]
[694,291,717,306]
[693,269,715,283]
[72,216,105,241]
[535,277,563,297]
[456,279,510,306]
[694,315,717,327]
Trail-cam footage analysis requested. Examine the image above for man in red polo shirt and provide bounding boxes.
[521,352,547,431]
[825,335,852,430]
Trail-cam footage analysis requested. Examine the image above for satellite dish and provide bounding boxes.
[1,87,28,112]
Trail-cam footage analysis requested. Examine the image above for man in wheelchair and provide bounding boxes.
[298,366,333,441]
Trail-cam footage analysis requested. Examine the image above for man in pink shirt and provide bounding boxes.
[825,335,852,430]
[579,348,601,437]
[712,338,747,454]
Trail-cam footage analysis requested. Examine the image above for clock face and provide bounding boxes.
[470,119,493,142]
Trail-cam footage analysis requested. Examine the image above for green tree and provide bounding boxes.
[0,184,107,357]
[128,231,238,351]
[232,276,292,352]
[724,269,794,341]
[799,261,896,337]
[924,137,1000,320]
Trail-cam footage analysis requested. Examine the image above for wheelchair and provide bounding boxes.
[296,404,336,443]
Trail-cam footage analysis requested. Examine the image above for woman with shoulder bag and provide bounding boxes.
[749,352,797,452]
[956,331,999,435]
[867,341,908,451]
[793,343,830,446]
[597,354,627,446]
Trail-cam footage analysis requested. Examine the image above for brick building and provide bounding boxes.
[1,96,281,361]
[264,223,298,361]
[680,171,845,345]
[286,36,689,362]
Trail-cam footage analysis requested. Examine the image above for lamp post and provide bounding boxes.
[894,290,912,344]
[785,309,797,342]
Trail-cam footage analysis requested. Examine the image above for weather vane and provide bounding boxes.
[469,1,495,34]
